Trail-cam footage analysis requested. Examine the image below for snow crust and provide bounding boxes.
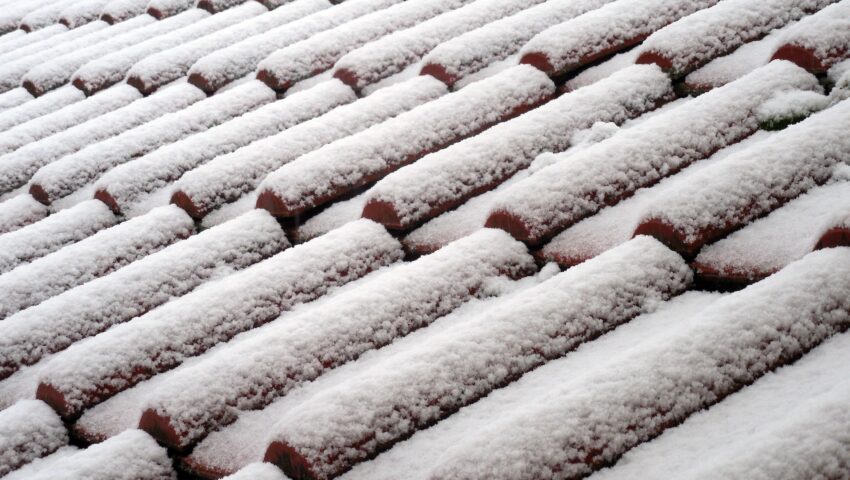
[0,400,67,477]
[39,220,400,417]
[188,0,399,92]
[0,208,285,382]
[488,61,819,243]
[430,246,850,480]
[30,81,269,204]
[638,0,832,76]
[176,76,444,217]
[421,0,615,84]
[98,80,353,214]
[0,199,117,275]
[333,0,537,90]
[127,0,329,92]
[269,237,690,479]
[366,64,673,229]
[756,88,831,125]
[0,195,48,235]
[258,65,554,216]
[0,205,193,321]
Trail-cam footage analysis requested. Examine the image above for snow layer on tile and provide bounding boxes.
[0,85,82,132]
[221,463,290,480]
[0,84,141,156]
[38,220,400,418]
[364,64,673,230]
[0,82,201,195]
[76,3,266,95]
[684,22,801,91]
[26,430,174,480]
[100,0,148,23]
[181,266,559,476]
[636,0,832,77]
[773,0,850,70]
[0,89,33,111]
[539,132,774,267]
[258,65,554,217]
[18,0,78,32]
[590,329,850,480]
[639,97,850,257]
[0,0,57,34]
[564,49,640,91]
[265,237,691,479]
[22,9,205,96]
[188,0,399,93]
[138,228,532,450]
[126,0,328,93]
[257,0,469,90]
[694,181,850,279]
[342,291,723,480]
[0,209,285,384]
[486,61,819,245]
[0,20,112,93]
[30,81,268,205]
[174,76,444,219]
[0,400,67,477]
[756,89,831,126]
[0,199,117,275]
[421,0,615,85]
[0,195,48,235]
[1,447,79,480]
[58,0,111,28]
[0,205,193,321]
[333,0,539,90]
[147,0,193,18]
[522,0,719,77]
[294,194,367,242]
[200,0,253,13]
[430,246,850,480]
[0,24,64,57]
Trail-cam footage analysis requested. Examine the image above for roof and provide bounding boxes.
[0,0,849,479]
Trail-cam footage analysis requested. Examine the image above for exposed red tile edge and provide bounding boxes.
[94,188,122,213]
[256,68,294,93]
[632,219,704,260]
[332,68,360,91]
[126,74,158,96]
[265,440,319,480]
[772,45,839,74]
[636,51,675,74]
[139,410,188,452]
[179,456,234,480]
[171,190,206,220]
[29,184,51,206]
[521,33,651,78]
[100,13,119,24]
[420,63,458,87]
[21,79,45,97]
[70,422,109,446]
[815,226,850,250]
[35,382,76,419]
[147,6,167,19]
[196,0,218,13]
[71,77,98,97]
[188,72,218,95]
[692,261,771,290]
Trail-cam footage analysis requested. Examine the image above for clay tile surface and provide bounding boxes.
[0,1,849,479]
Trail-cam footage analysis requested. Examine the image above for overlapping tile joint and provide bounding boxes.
[0,0,849,478]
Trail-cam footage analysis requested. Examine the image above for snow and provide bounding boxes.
[0,82,202,196]
[774,0,850,68]
[332,0,538,90]
[58,0,111,28]
[538,132,775,267]
[38,219,400,419]
[257,65,554,218]
[486,61,819,245]
[636,0,833,77]
[0,86,83,133]
[174,76,445,219]
[591,329,850,480]
[564,48,640,91]
[22,10,205,96]
[640,96,850,256]
[0,84,141,156]
[0,89,33,111]
[0,20,112,92]
[126,0,329,94]
[0,400,67,477]
[521,0,720,76]
[221,463,290,480]
[363,64,673,230]
[200,0,253,13]
[100,0,149,23]
[19,0,78,32]
[30,81,269,205]
[75,3,267,95]
[0,205,193,321]
[0,24,64,57]
[97,80,353,215]
[429,246,850,480]
[187,0,399,92]
[756,88,831,127]
[0,199,117,275]
[342,291,724,480]
[181,266,560,476]
[0,208,285,384]
[295,194,367,242]
[421,0,615,85]
[0,195,48,235]
[0,1,56,34]
[25,430,175,480]
[265,236,691,480]
[257,0,470,90]
[146,0,193,18]
[137,227,531,449]
[1,447,80,480]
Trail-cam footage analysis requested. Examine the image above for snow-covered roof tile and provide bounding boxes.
[19,0,81,32]
[58,0,111,28]
[146,0,194,19]
[815,213,850,249]
[772,0,850,73]
[0,85,84,132]
[0,194,49,234]
[99,0,148,23]
[0,400,68,476]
